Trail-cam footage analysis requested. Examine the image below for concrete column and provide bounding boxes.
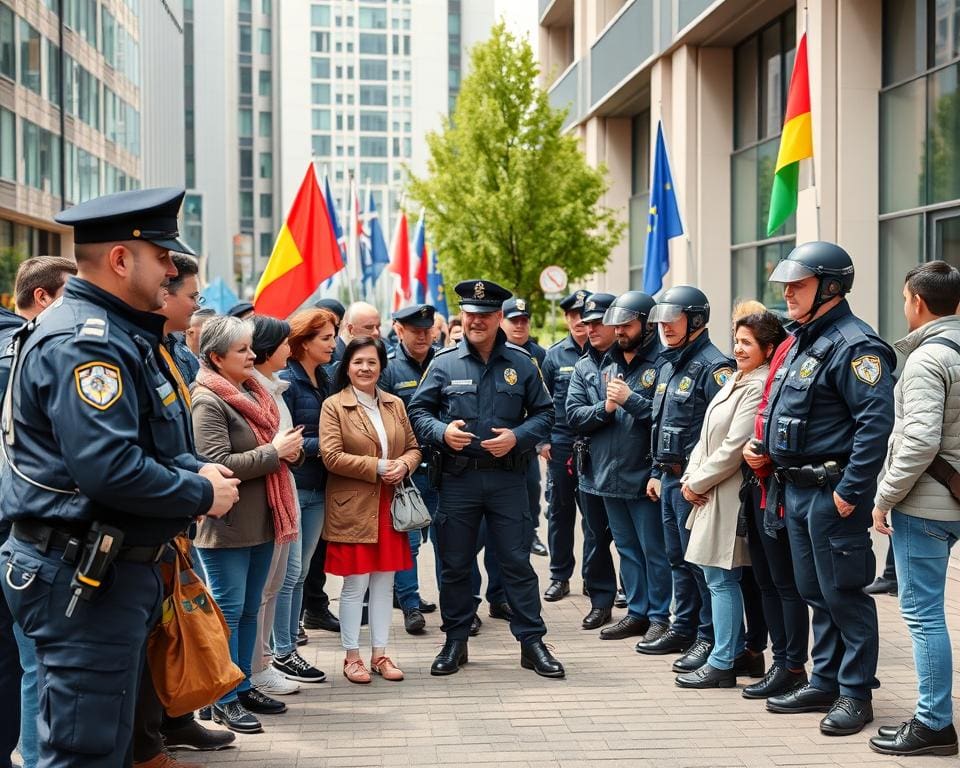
[604,117,633,291]
[665,45,698,287]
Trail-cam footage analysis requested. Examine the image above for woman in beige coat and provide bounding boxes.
[675,311,784,690]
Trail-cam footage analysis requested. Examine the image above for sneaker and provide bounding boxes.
[161,719,236,751]
[197,706,211,722]
[273,650,327,683]
[237,688,286,715]
[211,700,262,734]
[251,666,300,695]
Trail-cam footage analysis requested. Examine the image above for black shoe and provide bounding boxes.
[403,607,426,634]
[211,700,263,734]
[820,696,874,736]
[469,614,482,636]
[197,706,212,722]
[864,576,898,596]
[488,601,514,620]
[672,639,713,672]
[272,650,326,683]
[637,621,669,646]
[766,683,837,714]
[614,589,628,609]
[302,607,340,632]
[742,664,808,699]
[419,599,437,613]
[431,639,468,675]
[543,579,570,602]
[296,623,308,647]
[238,688,287,715]
[733,650,765,678]
[162,719,237,751]
[520,640,565,678]
[531,533,548,557]
[870,719,958,756]
[877,722,908,739]
[600,614,649,640]
[581,607,612,630]
[676,662,736,689]
[636,627,693,655]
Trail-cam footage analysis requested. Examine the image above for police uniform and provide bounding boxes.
[539,290,591,596]
[764,300,894,704]
[649,329,733,649]
[408,280,560,676]
[0,188,213,767]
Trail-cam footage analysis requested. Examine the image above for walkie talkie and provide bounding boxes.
[65,523,124,618]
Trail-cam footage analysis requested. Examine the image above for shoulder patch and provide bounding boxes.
[851,354,882,386]
[74,361,123,410]
[714,367,735,387]
[505,341,532,357]
[387,349,397,360]
[76,316,110,342]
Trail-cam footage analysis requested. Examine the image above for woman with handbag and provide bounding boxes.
[674,312,778,689]
[320,336,421,683]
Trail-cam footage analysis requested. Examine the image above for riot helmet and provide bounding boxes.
[768,241,854,320]
[603,291,657,347]
[648,285,711,333]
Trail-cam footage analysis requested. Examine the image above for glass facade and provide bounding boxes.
[629,111,650,290]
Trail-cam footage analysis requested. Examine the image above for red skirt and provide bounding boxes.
[325,485,413,576]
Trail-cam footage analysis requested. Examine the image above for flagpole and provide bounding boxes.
[345,172,357,304]
[802,1,820,241]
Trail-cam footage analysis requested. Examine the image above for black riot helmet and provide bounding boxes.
[603,291,657,347]
[768,241,854,320]
[648,285,711,342]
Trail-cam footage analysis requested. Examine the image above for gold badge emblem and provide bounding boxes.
[641,368,657,388]
[852,355,882,386]
[473,281,486,299]
[75,361,123,410]
[516,299,526,311]
[714,367,734,387]
[576,291,586,302]
[656,382,667,394]
[677,376,693,393]
[798,357,819,379]
[504,368,518,386]
[420,306,429,317]
[586,300,596,311]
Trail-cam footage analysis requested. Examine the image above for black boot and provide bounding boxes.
[402,607,426,634]
[581,607,612,630]
[742,664,807,699]
[520,640,565,678]
[863,576,898,596]
[488,601,514,620]
[675,662,736,689]
[870,719,958,756]
[733,650,765,678]
[819,696,873,736]
[431,639,468,676]
[302,606,340,632]
[543,579,570,602]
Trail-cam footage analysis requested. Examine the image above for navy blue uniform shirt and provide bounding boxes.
[541,334,587,449]
[0,278,212,545]
[380,342,435,408]
[522,338,547,367]
[408,330,554,458]
[764,300,895,506]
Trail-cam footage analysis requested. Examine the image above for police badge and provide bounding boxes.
[677,376,693,393]
[852,355,882,386]
[473,281,486,299]
[75,362,123,410]
[641,368,657,388]
[516,299,526,311]
[504,368,518,385]
[798,357,819,379]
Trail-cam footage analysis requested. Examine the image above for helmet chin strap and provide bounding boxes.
[796,278,838,324]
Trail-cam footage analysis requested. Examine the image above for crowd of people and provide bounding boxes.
[0,187,958,768]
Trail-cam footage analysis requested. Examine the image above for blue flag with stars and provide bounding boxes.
[643,120,684,296]
[427,250,449,318]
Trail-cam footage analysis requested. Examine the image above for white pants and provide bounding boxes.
[339,571,395,651]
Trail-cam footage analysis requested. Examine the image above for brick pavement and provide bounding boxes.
[182,524,960,768]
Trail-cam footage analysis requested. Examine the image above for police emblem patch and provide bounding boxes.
[677,376,693,393]
[504,368,518,386]
[641,368,657,388]
[798,357,819,379]
[852,355,882,386]
[75,361,122,410]
[714,367,734,387]
[516,299,526,311]
[656,382,667,394]
[586,300,596,311]
[473,281,486,299]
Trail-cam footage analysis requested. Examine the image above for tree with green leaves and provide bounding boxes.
[407,22,623,321]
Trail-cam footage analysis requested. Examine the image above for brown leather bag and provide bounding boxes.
[147,537,243,717]
[918,337,960,503]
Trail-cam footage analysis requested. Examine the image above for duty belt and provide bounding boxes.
[11,519,168,563]
[441,452,529,473]
[774,461,844,488]
[654,462,684,477]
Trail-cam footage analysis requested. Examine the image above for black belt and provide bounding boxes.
[774,461,844,489]
[11,520,167,563]
[441,453,528,472]
[654,462,684,477]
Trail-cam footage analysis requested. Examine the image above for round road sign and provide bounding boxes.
[539,265,568,295]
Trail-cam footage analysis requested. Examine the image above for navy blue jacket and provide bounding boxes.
[162,333,200,384]
[566,341,661,498]
[380,342,435,408]
[764,300,896,506]
[408,330,554,458]
[523,338,547,367]
[541,334,586,449]
[280,358,331,491]
[0,279,212,545]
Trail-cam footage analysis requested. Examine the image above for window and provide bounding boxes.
[261,0,272,14]
[311,4,330,26]
[258,111,272,137]
[311,31,330,52]
[47,40,60,105]
[239,0,251,12]
[19,20,41,94]
[239,25,252,53]
[361,137,388,157]
[359,7,387,29]
[359,59,387,80]
[21,119,60,194]
[104,87,119,143]
[239,65,252,95]
[238,108,253,137]
[77,147,99,202]
[311,109,330,130]
[258,28,271,54]
[359,33,387,55]
[101,9,116,66]
[0,107,14,181]
[260,232,274,258]
[0,5,14,80]
[360,110,387,131]
[259,151,272,178]
[65,0,97,48]
[239,192,254,219]
[259,193,272,218]
[360,85,387,106]
[311,57,330,78]
[360,162,388,183]
[240,148,253,177]
[311,135,331,156]
[258,69,271,97]
[77,64,100,129]
[311,83,330,104]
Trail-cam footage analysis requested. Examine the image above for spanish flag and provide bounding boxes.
[767,33,812,236]
[254,164,344,318]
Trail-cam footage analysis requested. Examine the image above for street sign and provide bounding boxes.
[539,265,568,294]
[544,292,564,301]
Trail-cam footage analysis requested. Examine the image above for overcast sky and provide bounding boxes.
[494,0,539,55]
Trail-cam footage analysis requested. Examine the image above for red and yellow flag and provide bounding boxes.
[767,33,813,235]
[254,164,344,318]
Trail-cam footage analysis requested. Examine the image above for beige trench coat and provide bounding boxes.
[682,365,767,569]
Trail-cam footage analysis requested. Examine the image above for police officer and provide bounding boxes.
[749,242,894,735]
[539,290,591,601]
[409,280,563,678]
[0,188,240,768]
[637,286,734,672]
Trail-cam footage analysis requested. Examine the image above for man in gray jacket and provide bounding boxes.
[870,260,960,758]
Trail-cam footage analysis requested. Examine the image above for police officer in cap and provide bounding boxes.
[539,289,591,600]
[409,280,562,678]
[0,188,240,767]
[637,287,734,671]
[748,242,894,735]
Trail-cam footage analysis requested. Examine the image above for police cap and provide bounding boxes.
[580,293,617,322]
[559,290,591,313]
[54,187,196,255]
[227,301,255,318]
[455,279,511,314]
[314,298,346,321]
[392,303,436,328]
[501,297,531,319]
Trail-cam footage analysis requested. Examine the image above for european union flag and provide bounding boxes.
[427,250,449,318]
[643,120,684,296]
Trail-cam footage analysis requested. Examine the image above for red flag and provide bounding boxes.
[389,209,411,310]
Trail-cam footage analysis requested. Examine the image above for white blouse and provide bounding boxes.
[353,386,390,475]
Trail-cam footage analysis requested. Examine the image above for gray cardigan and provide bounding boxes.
[191,385,279,548]
[875,316,960,521]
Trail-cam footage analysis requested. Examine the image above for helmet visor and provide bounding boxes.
[768,259,817,284]
[602,306,640,326]
[648,303,685,324]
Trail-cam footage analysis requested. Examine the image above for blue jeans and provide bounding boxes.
[891,510,960,730]
[395,473,438,611]
[273,490,326,656]
[701,565,745,670]
[198,542,273,704]
[13,622,37,768]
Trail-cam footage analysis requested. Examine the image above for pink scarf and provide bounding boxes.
[196,367,298,545]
